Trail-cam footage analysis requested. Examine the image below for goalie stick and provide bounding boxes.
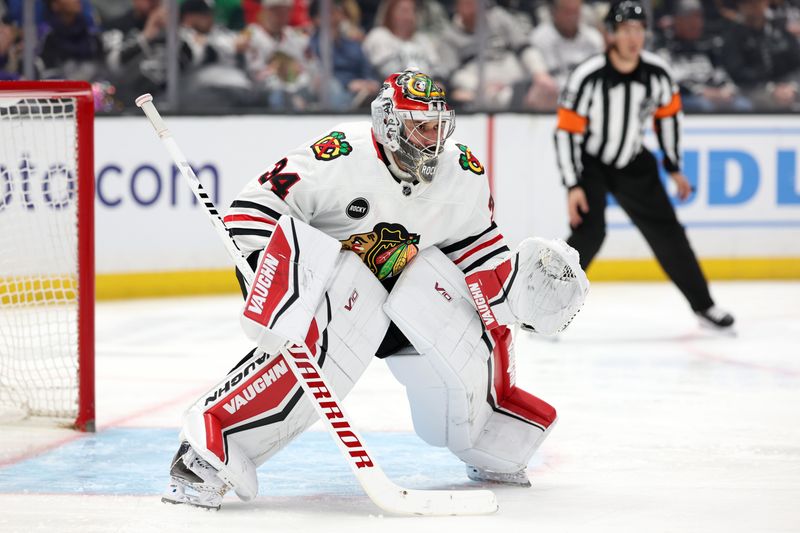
[135,94,499,516]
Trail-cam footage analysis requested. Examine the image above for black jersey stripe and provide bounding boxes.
[229,228,274,238]
[441,222,498,255]
[596,77,610,162]
[461,246,510,274]
[230,200,282,221]
[610,80,631,168]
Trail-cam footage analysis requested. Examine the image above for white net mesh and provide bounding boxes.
[0,96,81,421]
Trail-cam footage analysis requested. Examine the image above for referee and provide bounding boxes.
[554,0,734,329]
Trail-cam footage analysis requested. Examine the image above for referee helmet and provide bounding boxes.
[605,0,647,30]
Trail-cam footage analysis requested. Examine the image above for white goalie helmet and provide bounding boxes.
[371,69,455,183]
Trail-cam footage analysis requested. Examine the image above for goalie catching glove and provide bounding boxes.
[465,237,589,335]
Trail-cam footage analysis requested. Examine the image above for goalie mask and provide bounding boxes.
[371,69,455,183]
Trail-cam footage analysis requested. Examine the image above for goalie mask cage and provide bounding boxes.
[0,81,95,432]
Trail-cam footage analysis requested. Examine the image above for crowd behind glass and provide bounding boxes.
[1,0,799,113]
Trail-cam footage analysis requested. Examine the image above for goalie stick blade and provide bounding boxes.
[362,470,499,516]
[280,345,499,516]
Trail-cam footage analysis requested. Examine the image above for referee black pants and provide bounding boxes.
[567,150,714,312]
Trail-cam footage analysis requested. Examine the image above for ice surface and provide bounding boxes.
[0,282,798,533]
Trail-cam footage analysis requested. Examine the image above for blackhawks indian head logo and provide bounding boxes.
[311,131,353,161]
[395,70,446,103]
[456,144,484,175]
[341,222,420,280]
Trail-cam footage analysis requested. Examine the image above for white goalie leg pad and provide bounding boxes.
[181,251,389,501]
[459,327,558,473]
[383,247,490,449]
[320,252,391,385]
[456,410,558,474]
[384,247,554,473]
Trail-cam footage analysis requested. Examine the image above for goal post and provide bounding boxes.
[0,81,95,432]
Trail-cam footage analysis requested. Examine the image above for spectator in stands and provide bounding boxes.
[771,0,800,37]
[362,0,449,80]
[92,0,129,26]
[243,0,263,24]
[214,0,245,30]
[714,0,740,20]
[0,14,21,80]
[4,0,95,31]
[104,0,167,104]
[179,0,255,109]
[721,0,800,110]
[38,0,104,80]
[308,0,380,109]
[359,0,382,32]
[654,0,725,26]
[301,0,366,40]
[104,0,160,32]
[527,0,604,110]
[288,0,312,28]
[440,0,542,109]
[371,0,451,34]
[496,0,538,35]
[340,0,366,40]
[244,0,312,28]
[656,0,751,111]
[245,0,313,109]
[536,0,608,30]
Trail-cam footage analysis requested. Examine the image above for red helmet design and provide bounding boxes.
[371,69,455,183]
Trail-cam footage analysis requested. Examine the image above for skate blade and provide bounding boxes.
[161,495,220,511]
[698,321,738,337]
[470,478,532,488]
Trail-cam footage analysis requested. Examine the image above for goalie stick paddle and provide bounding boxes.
[135,94,499,516]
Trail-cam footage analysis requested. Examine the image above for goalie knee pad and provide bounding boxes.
[384,247,557,474]
[178,251,389,501]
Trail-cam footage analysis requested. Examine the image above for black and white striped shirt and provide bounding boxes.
[554,50,683,188]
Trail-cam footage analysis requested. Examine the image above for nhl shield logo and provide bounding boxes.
[311,131,353,161]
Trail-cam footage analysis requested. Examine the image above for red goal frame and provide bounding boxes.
[0,81,95,431]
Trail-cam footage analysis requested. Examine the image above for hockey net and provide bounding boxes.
[0,82,95,431]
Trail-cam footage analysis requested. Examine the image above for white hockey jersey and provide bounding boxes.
[225,121,509,281]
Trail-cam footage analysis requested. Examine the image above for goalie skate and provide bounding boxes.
[161,442,229,510]
[466,465,532,487]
